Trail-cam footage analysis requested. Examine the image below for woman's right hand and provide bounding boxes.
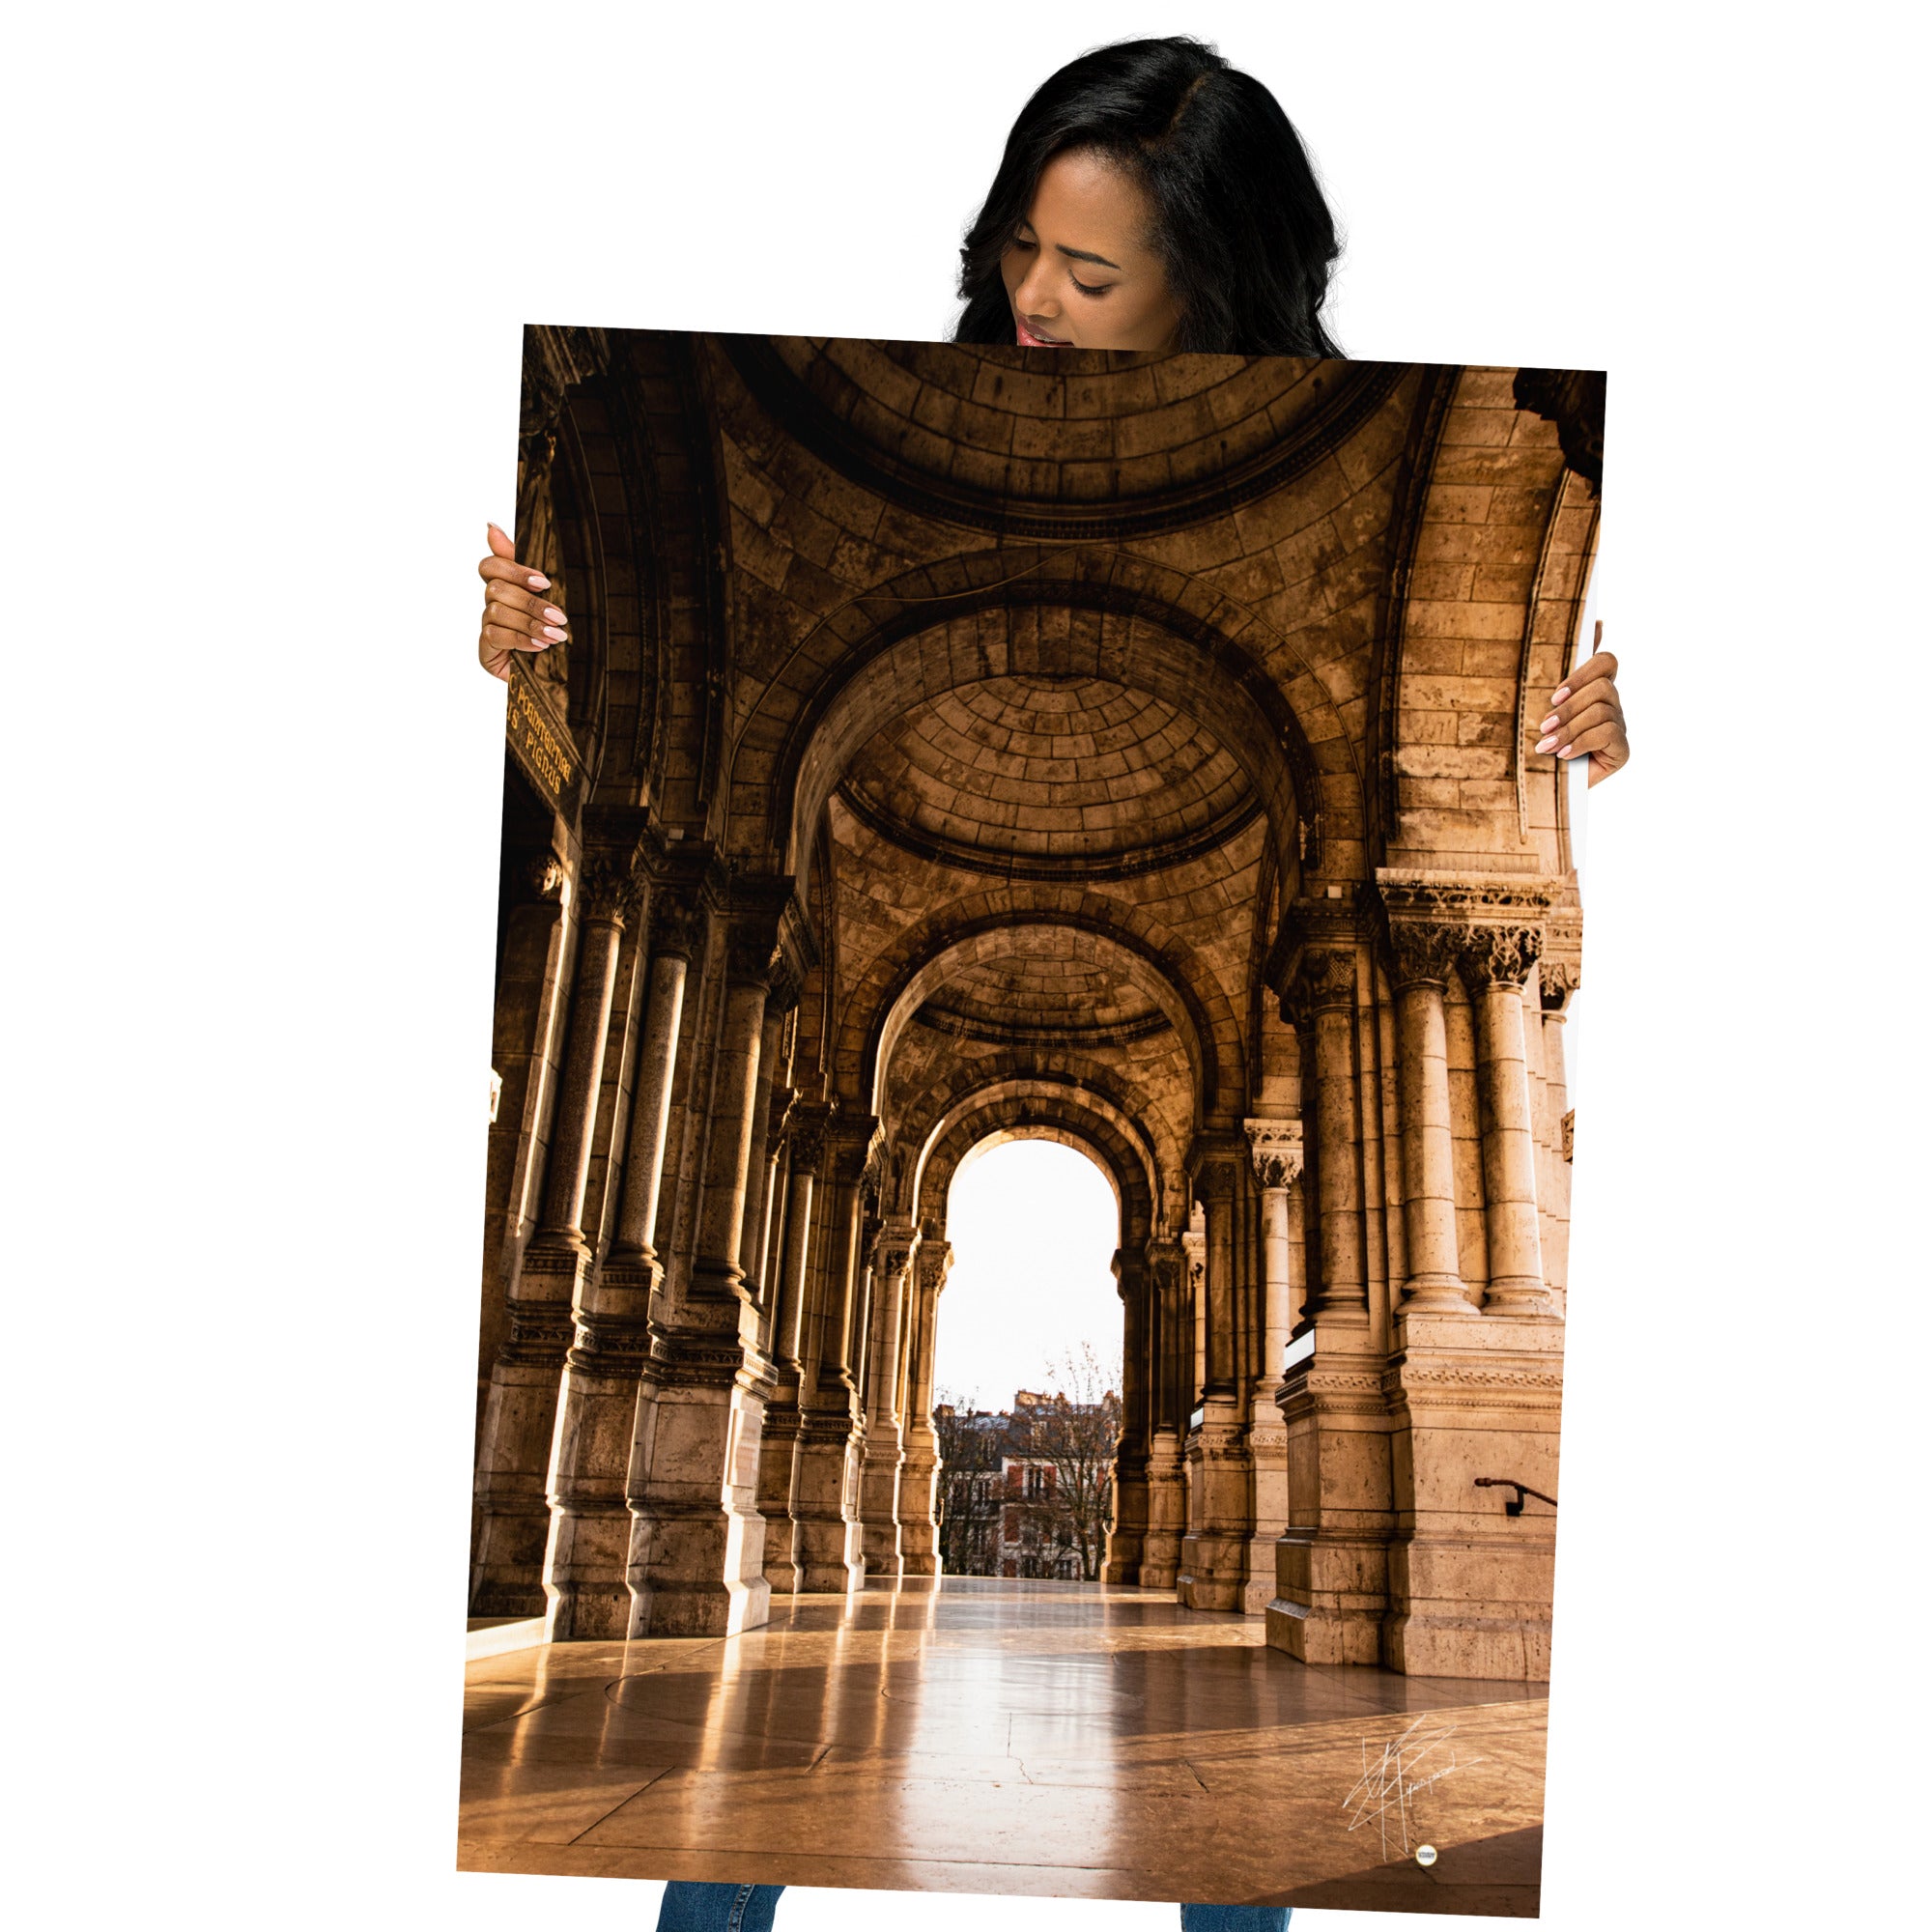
[477,522,570,681]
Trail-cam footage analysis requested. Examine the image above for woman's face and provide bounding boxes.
[1000,148,1182,352]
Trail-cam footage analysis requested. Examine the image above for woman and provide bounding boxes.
[476,35,1627,777]
[482,38,1626,1932]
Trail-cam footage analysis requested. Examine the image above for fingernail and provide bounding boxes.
[1556,744,1574,759]
[543,625,567,641]
[1539,714,1559,732]
[532,639,549,650]
[526,572,551,589]
[1535,734,1558,753]
[542,607,567,624]
[1550,687,1570,705]
[488,522,506,538]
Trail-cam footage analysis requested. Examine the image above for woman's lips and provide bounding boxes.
[1015,315,1070,348]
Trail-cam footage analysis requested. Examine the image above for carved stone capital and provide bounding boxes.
[649,891,709,959]
[1455,923,1543,994]
[1282,944,1356,1025]
[578,849,643,924]
[916,1240,953,1296]
[872,1218,919,1283]
[1180,1203,1208,1291]
[1540,958,1582,1011]
[1384,920,1463,990]
[786,1102,832,1177]
[1242,1118,1305,1192]
[720,873,819,1009]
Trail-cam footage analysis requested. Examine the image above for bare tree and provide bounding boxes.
[932,1388,1007,1577]
[1022,1343,1122,1581]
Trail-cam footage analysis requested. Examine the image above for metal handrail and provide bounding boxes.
[1474,1477,1558,1516]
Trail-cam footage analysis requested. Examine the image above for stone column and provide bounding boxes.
[1537,959,1578,1298]
[625,877,816,1637]
[1243,1121,1305,1380]
[1242,1120,1304,1613]
[1103,1248,1151,1583]
[1370,869,1563,1679]
[1384,920,1473,1313]
[1286,940,1368,1324]
[791,1113,877,1594]
[857,1223,917,1579]
[1265,904,1390,1662]
[736,1009,788,1309]
[755,1103,827,1594]
[604,892,703,1282]
[471,849,638,1617]
[1179,1148,1254,1611]
[1139,1237,1188,1591]
[1457,926,1552,1316]
[895,1234,949,1576]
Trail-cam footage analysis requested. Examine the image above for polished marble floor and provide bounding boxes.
[459,1579,1547,1915]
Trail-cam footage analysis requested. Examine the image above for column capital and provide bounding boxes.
[1455,923,1544,995]
[1184,1131,1247,1194]
[1242,1118,1306,1191]
[1180,1201,1207,1290]
[1264,894,1362,1021]
[916,1239,952,1296]
[1376,868,1560,992]
[786,1100,834,1177]
[720,871,819,1009]
[1541,959,1582,1011]
[577,846,644,925]
[871,1216,919,1282]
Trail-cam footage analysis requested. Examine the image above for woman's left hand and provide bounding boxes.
[1536,648,1629,786]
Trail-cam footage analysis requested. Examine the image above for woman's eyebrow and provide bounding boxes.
[1057,243,1122,270]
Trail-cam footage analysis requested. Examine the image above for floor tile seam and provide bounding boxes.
[559,1765,678,1846]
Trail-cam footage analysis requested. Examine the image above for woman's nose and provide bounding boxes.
[1014,257,1060,319]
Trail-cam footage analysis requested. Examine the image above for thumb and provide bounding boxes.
[486,521,517,558]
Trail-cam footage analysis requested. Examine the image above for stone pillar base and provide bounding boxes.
[1241,1538,1278,1615]
[624,1356,773,1637]
[1141,1430,1185,1592]
[1381,1605,1551,1681]
[1178,1410,1253,1611]
[1264,1586,1383,1665]
[543,1502,637,1640]
[792,1421,865,1594]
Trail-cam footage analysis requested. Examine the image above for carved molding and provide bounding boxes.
[1242,1118,1306,1191]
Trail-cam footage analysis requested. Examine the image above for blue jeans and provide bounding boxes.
[656,1883,1289,1931]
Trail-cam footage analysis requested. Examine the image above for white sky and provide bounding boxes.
[929,1139,1122,1412]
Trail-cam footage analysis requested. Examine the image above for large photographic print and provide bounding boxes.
[462,331,1603,1913]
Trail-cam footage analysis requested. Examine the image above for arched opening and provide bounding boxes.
[930,1136,1122,1582]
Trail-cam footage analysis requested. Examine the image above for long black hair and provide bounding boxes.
[953,37,1343,357]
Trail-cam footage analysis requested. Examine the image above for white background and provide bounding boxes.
[6,4,1922,1928]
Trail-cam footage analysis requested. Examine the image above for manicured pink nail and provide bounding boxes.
[526,572,551,589]
[542,625,567,641]
[1550,686,1570,705]
[1539,714,1559,733]
[542,607,567,624]
[1536,734,1559,753]
[1556,744,1574,759]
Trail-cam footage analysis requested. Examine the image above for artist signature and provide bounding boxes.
[1341,1716,1477,1861]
